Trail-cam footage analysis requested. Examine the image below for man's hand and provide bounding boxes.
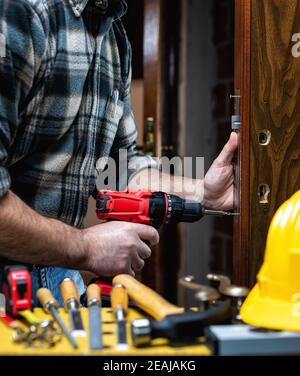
[82,222,159,277]
[203,132,238,210]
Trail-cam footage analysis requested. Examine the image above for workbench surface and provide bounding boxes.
[0,308,211,356]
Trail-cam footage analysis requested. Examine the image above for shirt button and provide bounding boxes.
[95,0,108,10]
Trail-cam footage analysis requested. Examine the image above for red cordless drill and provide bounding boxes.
[93,190,237,298]
[96,190,237,229]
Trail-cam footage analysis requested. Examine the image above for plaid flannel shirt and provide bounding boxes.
[0,0,156,228]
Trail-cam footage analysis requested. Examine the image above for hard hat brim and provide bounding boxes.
[241,284,300,332]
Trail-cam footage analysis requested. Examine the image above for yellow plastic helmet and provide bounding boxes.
[241,190,300,331]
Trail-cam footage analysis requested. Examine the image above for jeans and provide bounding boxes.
[31,267,86,307]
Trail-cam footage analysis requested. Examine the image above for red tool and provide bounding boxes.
[94,190,237,295]
[2,265,32,317]
[96,190,237,229]
[90,278,113,296]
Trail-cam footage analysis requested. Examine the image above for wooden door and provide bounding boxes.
[233,0,251,286]
[233,0,300,286]
[142,0,163,291]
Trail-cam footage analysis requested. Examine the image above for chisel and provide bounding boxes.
[37,288,78,349]
[111,284,128,350]
[113,275,231,347]
[87,284,103,350]
[60,278,85,337]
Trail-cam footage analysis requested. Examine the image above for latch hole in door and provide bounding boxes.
[258,130,271,146]
[258,184,270,204]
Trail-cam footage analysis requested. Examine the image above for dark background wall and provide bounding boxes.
[210,0,235,277]
[179,0,234,304]
[108,0,235,303]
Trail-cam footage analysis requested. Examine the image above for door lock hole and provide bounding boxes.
[258,184,270,204]
[258,130,271,146]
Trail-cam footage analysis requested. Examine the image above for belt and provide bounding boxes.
[0,258,36,271]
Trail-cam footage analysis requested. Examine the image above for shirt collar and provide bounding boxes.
[68,0,128,19]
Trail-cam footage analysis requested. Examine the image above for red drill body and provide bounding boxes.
[96,190,204,229]
[94,190,237,296]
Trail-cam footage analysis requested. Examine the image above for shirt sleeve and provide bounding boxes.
[0,0,46,197]
[110,68,159,190]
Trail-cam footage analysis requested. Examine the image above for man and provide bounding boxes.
[0,0,238,305]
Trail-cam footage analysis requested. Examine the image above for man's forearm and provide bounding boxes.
[0,191,86,268]
[128,168,204,202]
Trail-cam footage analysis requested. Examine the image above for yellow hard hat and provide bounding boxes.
[241,190,300,331]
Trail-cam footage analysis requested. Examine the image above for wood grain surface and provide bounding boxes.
[249,0,300,284]
[233,0,251,286]
[142,0,162,291]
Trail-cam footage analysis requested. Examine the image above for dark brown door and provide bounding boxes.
[233,0,300,286]
[142,0,163,291]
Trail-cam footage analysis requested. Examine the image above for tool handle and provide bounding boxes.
[87,284,101,306]
[19,310,43,325]
[113,275,184,320]
[60,278,79,305]
[37,288,58,310]
[111,284,128,314]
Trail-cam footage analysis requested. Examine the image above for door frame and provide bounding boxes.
[233,0,251,286]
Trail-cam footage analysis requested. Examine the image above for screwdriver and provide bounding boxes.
[60,278,85,337]
[37,288,78,349]
[111,284,128,351]
[87,284,103,350]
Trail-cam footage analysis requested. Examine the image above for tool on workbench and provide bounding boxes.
[111,284,129,350]
[2,265,51,326]
[60,278,85,336]
[12,319,61,348]
[113,275,231,347]
[205,325,300,355]
[179,276,220,312]
[207,274,249,322]
[86,284,103,350]
[0,292,5,315]
[1,266,61,347]
[37,288,78,349]
[241,190,300,332]
[1,287,39,343]
[2,265,32,317]
[0,292,20,329]
[0,303,35,346]
[96,190,238,229]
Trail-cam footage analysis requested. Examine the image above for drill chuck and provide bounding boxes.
[164,194,204,224]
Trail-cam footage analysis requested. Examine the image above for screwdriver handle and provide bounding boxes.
[111,284,128,314]
[37,288,58,310]
[60,278,79,308]
[112,275,184,321]
[86,284,101,306]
